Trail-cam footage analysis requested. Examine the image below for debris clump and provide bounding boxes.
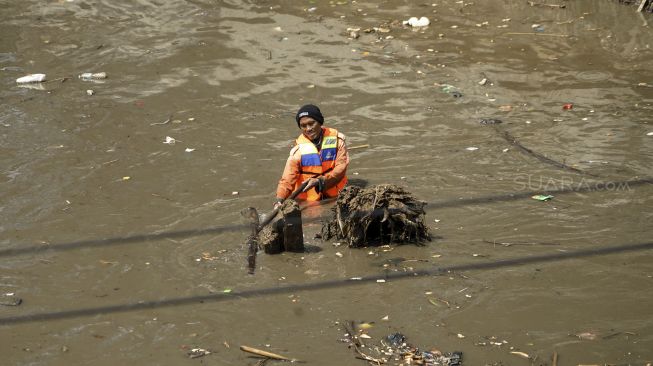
[341,322,462,366]
[258,200,304,254]
[321,184,431,247]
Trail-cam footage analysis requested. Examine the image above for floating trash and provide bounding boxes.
[479,118,502,125]
[0,293,22,306]
[532,194,554,201]
[79,72,107,80]
[187,347,211,359]
[403,16,430,27]
[16,74,46,83]
[341,328,462,366]
[510,351,530,359]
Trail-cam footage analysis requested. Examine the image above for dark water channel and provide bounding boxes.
[1,0,652,365]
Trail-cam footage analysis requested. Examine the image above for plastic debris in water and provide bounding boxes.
[403,16,430,27]
[79,72,107,80]
[562,103,573,110]
[532,194,554,201]
[575,331,598,340]
[163,136,176,144]
[386,333,406,348]
[16,74,46,83]
[187,348,211,359]
[465,147,479,151]
[356,322,374,330]
[185,148,195,152]
[479,118,502,125]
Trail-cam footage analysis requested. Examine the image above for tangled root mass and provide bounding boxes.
[321,184,431,247]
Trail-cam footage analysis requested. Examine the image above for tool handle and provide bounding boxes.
[257,180,310,231]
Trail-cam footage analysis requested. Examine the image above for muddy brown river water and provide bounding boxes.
[1,1,653,365]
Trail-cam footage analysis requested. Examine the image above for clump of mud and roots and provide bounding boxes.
[321,184,431,247]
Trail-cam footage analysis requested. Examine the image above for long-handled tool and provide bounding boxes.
[242,180,310,274]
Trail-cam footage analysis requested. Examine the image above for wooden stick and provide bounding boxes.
[349,144,370,150]
[552,351,558,366]
[528,1,566,8]
[637,0,648,12]
[239,345,294,361]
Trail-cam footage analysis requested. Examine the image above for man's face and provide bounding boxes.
[299,117,321,141]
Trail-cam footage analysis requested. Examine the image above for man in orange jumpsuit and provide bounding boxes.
[275,104,349,207]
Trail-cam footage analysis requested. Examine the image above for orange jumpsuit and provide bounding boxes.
[276,127,349,200]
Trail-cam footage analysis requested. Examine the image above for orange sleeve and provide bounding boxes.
[276,147,301,200]
[323,134,349,189]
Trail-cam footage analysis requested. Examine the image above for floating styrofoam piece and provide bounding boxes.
[403,16,430,27]
[79,72,107,80]
[16,74,46,83]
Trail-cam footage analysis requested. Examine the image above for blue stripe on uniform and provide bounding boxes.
[320,148,337,161]
[301,153,322,167]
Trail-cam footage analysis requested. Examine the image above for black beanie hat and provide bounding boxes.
[295,104,324,127]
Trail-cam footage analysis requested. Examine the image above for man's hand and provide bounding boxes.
[303,177,321,192]
[273,199,283,210]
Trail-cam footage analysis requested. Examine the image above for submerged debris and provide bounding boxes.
[321,184,431,247]
[0,293,22,306]
[186,347,211,359]
[341,324,462,366]
[479,118,502,125]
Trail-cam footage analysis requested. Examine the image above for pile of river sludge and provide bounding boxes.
[322,184,431,247]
